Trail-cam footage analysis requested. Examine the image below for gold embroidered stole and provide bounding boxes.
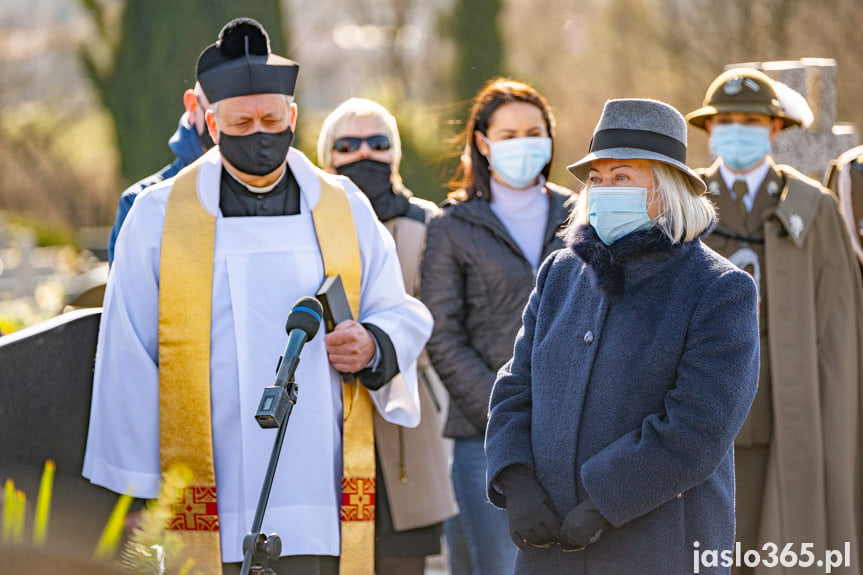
[159,163,375,573]
[158,158,221,575]
[312,178,376,575]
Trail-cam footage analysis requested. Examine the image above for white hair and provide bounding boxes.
[317,97,403,186]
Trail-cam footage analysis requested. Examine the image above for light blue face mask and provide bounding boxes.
[709,123,771,172]
[484,136,552,189]
[587,187,655,245]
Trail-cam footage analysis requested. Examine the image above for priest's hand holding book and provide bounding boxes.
[324,321,376,374]
[318,274,398,390]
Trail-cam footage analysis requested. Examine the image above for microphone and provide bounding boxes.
[274,297,324,388]
[256,297,323,428]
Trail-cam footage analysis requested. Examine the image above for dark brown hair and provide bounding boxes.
[448,77,556,202]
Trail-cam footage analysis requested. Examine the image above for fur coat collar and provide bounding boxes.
[569,224,709,298]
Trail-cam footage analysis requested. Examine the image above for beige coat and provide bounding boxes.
[824,145,863,267]
[374,197,459,531]
[701,159,863,573]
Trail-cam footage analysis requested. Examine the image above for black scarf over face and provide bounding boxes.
[336,159,409,222]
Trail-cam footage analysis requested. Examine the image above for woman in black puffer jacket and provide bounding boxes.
[420,77,573,575]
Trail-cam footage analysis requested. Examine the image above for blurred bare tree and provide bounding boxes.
[312,0,467,204]
[502,0,863,180]
[0,122,114,231]
[0,8,116,236]
[348,0,419,99]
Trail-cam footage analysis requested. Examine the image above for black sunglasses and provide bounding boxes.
[333,135,391,153]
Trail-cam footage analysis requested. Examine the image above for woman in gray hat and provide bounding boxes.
[484,98,760,573]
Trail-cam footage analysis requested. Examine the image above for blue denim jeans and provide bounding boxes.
[445,435,517,575]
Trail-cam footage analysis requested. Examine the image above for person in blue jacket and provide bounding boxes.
[107,83,212,264]
[485,98,760,574]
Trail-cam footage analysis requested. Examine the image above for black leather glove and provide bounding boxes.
[496,465,562,551]
[560,498,611,550]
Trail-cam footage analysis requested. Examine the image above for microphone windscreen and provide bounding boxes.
[285,296,323,339]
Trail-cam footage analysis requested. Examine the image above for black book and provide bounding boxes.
[316,275,355,382]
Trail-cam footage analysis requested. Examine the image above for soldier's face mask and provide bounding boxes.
[709,123,771,172]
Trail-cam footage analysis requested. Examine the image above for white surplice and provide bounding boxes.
[83,147,431,561]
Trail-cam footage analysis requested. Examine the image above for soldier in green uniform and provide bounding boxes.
[687,68,863,575]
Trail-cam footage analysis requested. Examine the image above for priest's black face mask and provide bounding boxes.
[212,93,295,177]
[219,128,294,176]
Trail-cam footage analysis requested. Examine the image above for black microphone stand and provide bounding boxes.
[239,370,299,575]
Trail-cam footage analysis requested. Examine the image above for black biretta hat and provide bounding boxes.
[196,17,299,103]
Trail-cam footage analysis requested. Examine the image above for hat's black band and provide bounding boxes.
[590,128,686,164]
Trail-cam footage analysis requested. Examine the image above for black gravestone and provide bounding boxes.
[0,308,121,561]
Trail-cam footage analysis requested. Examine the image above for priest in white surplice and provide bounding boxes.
[82,18,431,575]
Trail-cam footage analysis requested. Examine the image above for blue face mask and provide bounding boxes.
[588,187,655,245]
[709,123,771,172]
[483,136,552,189]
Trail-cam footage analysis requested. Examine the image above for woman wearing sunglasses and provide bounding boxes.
[420,78,574,575]
[317,97,458,575]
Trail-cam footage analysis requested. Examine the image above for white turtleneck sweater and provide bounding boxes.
[489,177,549,269]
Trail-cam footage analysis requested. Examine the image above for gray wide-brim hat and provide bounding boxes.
[567,98,706,195]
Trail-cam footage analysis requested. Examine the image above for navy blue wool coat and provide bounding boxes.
[486,225,759,574]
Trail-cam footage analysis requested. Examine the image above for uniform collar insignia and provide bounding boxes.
[789,213,804,240]
[708,180,721,196]
[767,181,780,196]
